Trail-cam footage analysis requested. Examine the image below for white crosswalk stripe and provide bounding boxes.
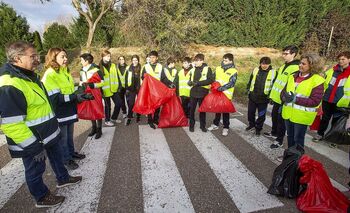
[139,125,195,213]
[0,134,6,147]
[184,125,283,213]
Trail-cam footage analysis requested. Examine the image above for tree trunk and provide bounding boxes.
[86,23,95,49]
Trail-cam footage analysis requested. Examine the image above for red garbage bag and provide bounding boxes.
[296,155,350,213]
[198,82,236,113]
[158,95,188,128]
[133,74,174,115]
[77,72,104,120]
[310,106,323,131]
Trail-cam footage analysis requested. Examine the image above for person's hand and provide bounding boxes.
[282,92,295,103]
[187,81,194,86]
[269,99,274,105]
[33,150,46,162]
[169,83,176,89]
[82,93,94,100]
[217,86,225,92]
[83,82,94,89]
[192,81,199,87]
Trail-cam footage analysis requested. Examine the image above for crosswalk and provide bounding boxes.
[0,108,349,212]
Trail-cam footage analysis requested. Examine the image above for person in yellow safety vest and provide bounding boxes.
[0,41,82,208]
[245,57,275,136]
[313,51,350,145]
[79,53,105,139]
[174,57,193,118]
[99,50,123,126]
[117,56,128,119]
[207,53,237,136]
[266,45,300,149]
[188,53,214,132]
[140,50,174,129]
[164,57,178,82]
[125,55,142,125]
[42,48,89,171]
[281,53,325,154]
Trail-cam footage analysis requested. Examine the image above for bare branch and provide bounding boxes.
[84,0,93,18]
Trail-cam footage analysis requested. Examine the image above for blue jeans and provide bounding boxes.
[59,123,75,163]
[285,119,308,148]
[22,141,69,201]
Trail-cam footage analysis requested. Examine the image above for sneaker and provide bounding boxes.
[312,134,323,142]
[263,132,277,139]
[148,122,156,129]
[270,141,283,149]
[329,143,337,148]
[111,119,122,124]
[245,126,255,131]
[125,118,131,126]
[64,160,79,170]
[35,191,65,208]
[222,128,229,136]
[276,155,284,162]
[122,113,127,119]
[255,130,261,136]
[104,121,115,127]
[208,124,219,131]
[189,126,194,132]
[57,175,82,188]
[200,127,207,132]
[72,152,85,160]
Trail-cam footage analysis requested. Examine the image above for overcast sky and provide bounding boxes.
[1,0,78,33]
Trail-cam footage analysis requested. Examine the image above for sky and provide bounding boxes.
[1,0,78,33]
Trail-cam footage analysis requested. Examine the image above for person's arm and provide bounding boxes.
[219,72,238,91]
[0,85,39,150]
[141,66,146,80]
[161,68,173,87]
[295,83,324,107]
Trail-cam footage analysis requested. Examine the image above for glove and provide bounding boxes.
[83,82,94,89]
[187,81,194,86]
[169,83,176,89]
[192,81,199,87]
[81,93,94,100]
[282,91,295,103]
[33,150,46,162]
[269,99,274,105]
[217,86,225,92]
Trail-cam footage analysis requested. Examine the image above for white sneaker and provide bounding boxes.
[105,121,115,127]
[111,119,122,123]
[222,128,229,136]
[122,114,127,119]
[208,124,219,131]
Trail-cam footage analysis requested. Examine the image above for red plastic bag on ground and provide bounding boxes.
[158,95,188,128]
[296,155,350,213]
[133,74,174,115]
[198,82,236,113]
[77,72,104,120]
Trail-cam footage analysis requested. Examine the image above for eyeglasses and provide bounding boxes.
[19,54,39,60]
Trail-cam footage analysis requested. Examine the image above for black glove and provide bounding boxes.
[282,91,295,103]
[187,81,194,86]
[218,86,225,92]
[82,93,94,100]
[33,150,46,162]
[192,81,199,87]
[169,83,176,89]
[83,82,94,89]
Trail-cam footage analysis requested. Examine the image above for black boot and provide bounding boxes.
[95,127,102,139]
[88,126,97,137]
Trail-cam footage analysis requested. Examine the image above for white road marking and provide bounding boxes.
[230,118,348,192]
[264,117,348,168]
[0,134,6,147]
[139,126,194,213]
[49,127,116,213]
[0,159,25,208]
[184,125,283,213]
[231,110,243,117]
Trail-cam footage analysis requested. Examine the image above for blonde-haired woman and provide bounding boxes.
[42,48,89,170]
[281,53,325,150]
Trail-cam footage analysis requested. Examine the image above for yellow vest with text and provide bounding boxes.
[178,69,191,97]
[282,74,325,125]
[102,63,118,97]
[269,64,299,104]
[215,66,238,100]
[324,68,350,108]
[249,67,276,95]
[190,66,210,89]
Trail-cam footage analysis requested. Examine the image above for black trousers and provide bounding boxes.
[189,97,206,128]
[271,102,285,143]
[126,91,137,119]
[247,99,268,131]
[104,93,122,121]
[317,101,343,136]
[148,108,160,124]
[119,88,127,114]
[180,96,190,118]
[213,113,230,129]
[91,119,102,129]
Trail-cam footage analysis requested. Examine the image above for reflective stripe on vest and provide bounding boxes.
[215,66,237,100]
[269,64,299,104]
[178,69,191,97]
[282,74,325,125]
[249,67,275,95]
[57,114,78,123]
[145,63,163,80]
[190,66,210,89]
